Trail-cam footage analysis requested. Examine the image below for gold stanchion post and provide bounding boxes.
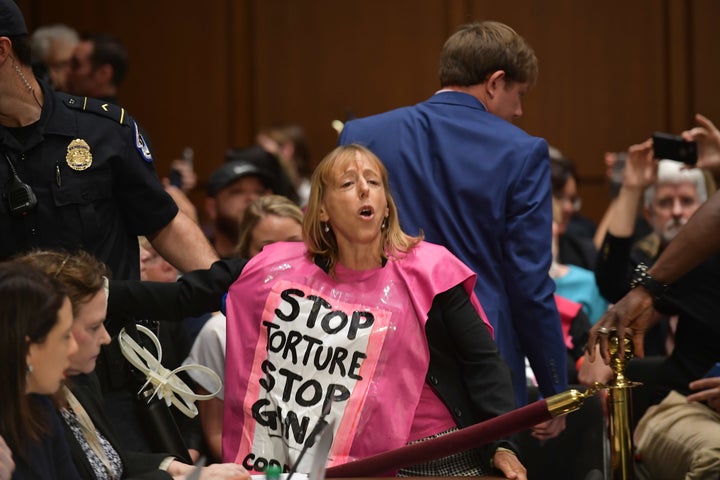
[607,330,641,479]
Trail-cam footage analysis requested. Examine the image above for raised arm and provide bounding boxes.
[595,140,657,302]
[589,116,720,362]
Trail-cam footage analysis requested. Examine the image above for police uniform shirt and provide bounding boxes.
[0,81,178,280]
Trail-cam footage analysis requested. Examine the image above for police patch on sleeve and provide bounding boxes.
[134,121,153,163]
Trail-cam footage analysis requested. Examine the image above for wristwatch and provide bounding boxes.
[629,263,668,301]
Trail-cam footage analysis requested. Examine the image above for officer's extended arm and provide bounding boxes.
[147,210,219,273]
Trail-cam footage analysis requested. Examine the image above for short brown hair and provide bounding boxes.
[14,250,108,317]
[439,21,538,88]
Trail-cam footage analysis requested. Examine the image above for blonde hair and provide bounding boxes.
[551,197,563,224]
[303,144,422,275]
[235,195,304,258]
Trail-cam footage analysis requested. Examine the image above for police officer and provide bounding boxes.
[0,0,218,280]
[0,0,220,456]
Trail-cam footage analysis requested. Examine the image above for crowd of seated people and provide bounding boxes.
[10,3,720,478]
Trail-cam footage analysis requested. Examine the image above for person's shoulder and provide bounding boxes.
[244,242,308,269]
[206,311,226,329]
[196,313,226,341]
[413,240,451,256]
[406,241,462,267]
[58,93,154,162]
[57,92,134,127]
[492,118,546,146]
[344,104,414,129]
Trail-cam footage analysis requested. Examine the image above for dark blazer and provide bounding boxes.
[62,373,172,480]
[340,91,566,406]
[13,395,81,480]
[425,285,517,471]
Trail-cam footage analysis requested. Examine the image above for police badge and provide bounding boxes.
[66,138,93,171]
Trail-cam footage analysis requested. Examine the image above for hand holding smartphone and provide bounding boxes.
[168,147,195,189]
[652,132,698,165]
[704,362,720,379]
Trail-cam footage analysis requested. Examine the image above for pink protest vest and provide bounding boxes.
[223,241,490,472]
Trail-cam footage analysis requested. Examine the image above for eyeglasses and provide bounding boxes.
[554,195,582,213]
[653,197,698,212]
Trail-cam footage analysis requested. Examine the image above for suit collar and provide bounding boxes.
[427,90,487,112]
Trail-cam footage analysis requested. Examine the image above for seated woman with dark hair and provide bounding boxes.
[16,250,249,480]
[550,153,598,270]
[0,261,80,480]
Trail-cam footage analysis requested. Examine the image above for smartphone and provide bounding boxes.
[181,146,194,169]
[168,147,194,188]
[704,362,720,378]
[609,151,627,199]
[652,132,698,165]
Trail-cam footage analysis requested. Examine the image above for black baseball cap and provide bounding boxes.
[0,0,27,37]
[206,160,272,197]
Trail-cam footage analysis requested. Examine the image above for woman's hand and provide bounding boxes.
[682,114,720,176]
[170,461,250,480]
[492,448,527,480]
[577,345,613,386]
[0,436,14,480]
[623,139,657,191]
[687,376,720,413]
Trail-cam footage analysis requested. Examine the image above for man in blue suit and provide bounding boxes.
[339,21,566,439]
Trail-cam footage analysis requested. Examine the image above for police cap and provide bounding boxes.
[206,161,272,197]
[0,0,27,37]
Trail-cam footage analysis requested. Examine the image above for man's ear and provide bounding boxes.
[485,70,506,99]
[0,37,13,66]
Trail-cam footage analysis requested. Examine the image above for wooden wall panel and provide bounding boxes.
[690,0,720,126]
[245,0,457,164]
[20,0,720,224]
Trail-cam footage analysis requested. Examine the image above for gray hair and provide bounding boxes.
[644,159,707,207]
[30,24,79,64]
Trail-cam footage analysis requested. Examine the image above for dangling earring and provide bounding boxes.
[323,222,330,233]
[27,363,33,374]
[381,218,387,230]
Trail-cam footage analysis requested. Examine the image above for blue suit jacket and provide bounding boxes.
[339,91,566,405]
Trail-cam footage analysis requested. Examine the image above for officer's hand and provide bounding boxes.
[587,288,656,364]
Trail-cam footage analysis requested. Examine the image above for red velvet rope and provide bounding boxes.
[326,399,552,477]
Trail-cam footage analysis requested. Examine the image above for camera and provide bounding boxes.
[652,132,698,165]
